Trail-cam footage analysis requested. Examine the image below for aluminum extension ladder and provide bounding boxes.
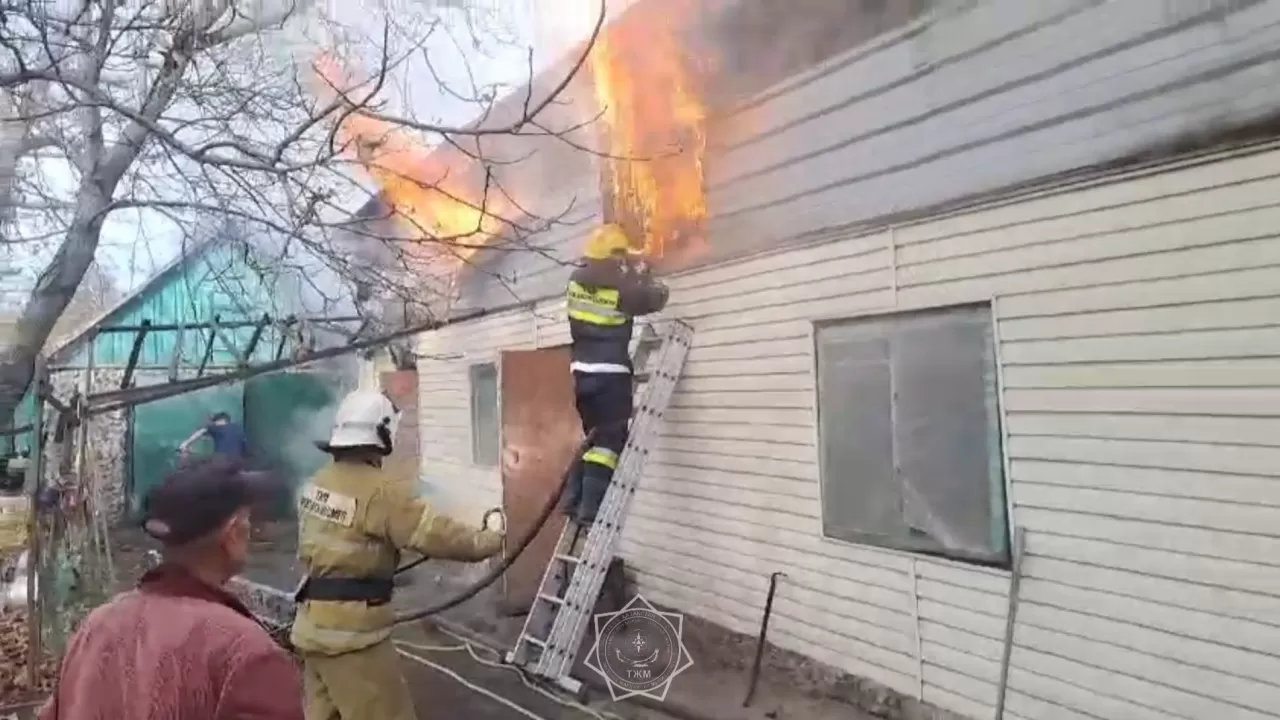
[505,319,693,694]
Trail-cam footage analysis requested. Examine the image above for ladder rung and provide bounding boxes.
[521,634,547,648]
[537,593,564,606]
[554,553,580,564]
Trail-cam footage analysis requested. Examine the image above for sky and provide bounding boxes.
[1,0,640,309]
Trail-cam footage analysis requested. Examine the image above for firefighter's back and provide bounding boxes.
[291,459,401,656]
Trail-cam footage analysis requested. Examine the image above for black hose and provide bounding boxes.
[260,439,591,649]
[390,432,595,625]
[743,571,785,707]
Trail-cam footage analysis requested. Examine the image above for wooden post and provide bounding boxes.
[167,322,185,383]
[75,363,93,577]
[119,319,151,389]
[24,355,47,694]
[240,314,271,366]
[197,317,220,378]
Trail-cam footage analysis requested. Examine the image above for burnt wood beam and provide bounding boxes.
[95,315,361,334]
[197,316,219,378]
[241,314,271,366]
[119,320,151,389]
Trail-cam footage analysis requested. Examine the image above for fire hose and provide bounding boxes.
[262,431,595,647]
[390,432,593,624]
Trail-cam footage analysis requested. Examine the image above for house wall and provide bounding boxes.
[458,0,1280,308]
[382,370,420,481]
[59,242,314,369]
[417,142,1280,719]
[412,2,1280,716]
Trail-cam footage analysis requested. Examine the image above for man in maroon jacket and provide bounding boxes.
[38,458,304,720]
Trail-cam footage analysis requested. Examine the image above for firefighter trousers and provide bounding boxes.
[301,640,416,720]
[566,371,633,524]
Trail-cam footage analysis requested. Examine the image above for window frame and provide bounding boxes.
[468,361,500,467]
[811,302,1012,569]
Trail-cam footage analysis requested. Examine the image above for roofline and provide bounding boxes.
[48,234,224,359]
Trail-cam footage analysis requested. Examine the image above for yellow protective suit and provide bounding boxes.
[291,459,503,720]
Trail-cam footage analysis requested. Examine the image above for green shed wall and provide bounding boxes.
[4,391,35,454]
[65,243,296,368]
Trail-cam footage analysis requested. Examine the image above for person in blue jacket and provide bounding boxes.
[178,412,249,464]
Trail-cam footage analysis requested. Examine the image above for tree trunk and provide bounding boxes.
[0,201,107,424]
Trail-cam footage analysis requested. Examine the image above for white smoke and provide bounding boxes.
[279,400,342,481]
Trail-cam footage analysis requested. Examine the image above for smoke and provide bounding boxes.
[275,395,342,502]
[269,353,373,505]
[270,359,363,503]
[531,0,638,64]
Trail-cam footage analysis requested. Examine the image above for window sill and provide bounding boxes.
[819,532,1012,576]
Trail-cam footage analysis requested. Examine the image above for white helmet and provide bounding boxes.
[324,389,401,455]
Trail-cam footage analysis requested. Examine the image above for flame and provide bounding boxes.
[586,2,710,267]
[311,54,505,274]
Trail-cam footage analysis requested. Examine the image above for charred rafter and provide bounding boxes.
[240,314,271,367]
[119,320,151,389]
[81,298,536,416]
[90,315,361,334]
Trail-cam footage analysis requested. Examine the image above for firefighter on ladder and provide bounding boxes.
[290,389,505,720]
[564,223,670,533]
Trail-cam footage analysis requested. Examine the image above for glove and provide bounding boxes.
[482,508,506,534]
[474,508,506,558]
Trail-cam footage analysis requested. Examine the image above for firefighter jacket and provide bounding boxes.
[289,460,503,656]
[566,258,669,373]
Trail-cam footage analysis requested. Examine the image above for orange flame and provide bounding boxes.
[311,54,505,274]
[586,2,710,267]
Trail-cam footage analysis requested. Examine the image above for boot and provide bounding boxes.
[561,464,584,521]
[575,464,613,526]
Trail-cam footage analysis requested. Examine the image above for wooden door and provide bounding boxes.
[498,346,582,614]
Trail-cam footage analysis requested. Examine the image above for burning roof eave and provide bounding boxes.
[354,0,718,298]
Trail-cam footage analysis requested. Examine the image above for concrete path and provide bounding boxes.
[394,624,635,720]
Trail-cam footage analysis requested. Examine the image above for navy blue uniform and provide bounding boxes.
[564,257,669,524]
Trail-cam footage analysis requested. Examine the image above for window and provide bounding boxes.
[815,303,1009,566]
[469,362,499,466]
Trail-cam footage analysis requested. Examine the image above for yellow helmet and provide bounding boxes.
[583,223,632,260]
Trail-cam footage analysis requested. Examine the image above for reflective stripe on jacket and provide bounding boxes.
[290,460,503,656]
[566,258,669,370]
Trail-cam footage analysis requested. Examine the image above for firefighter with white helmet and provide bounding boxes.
[564,223,669,530]
[290,389,503,720]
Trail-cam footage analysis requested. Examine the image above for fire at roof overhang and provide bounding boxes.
[588,0,711,269]
[311,0,713,281]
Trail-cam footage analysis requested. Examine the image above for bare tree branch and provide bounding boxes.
[0,0,616,416]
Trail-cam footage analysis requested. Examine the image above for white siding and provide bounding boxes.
[417,307,537,513]
[463,0,1280,305]
[419,145,1280,719]
[710,0,1280,257]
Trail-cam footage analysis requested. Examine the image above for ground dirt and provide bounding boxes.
[29,519,894,720]
[391,558,881,720]
[0,488,964,720]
